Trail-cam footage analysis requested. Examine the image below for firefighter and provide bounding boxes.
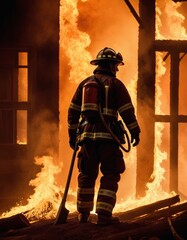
[68,47,140,225]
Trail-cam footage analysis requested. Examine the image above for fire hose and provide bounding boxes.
[98,102,131,153]
[95,76,131,153]
[167,216,185,240]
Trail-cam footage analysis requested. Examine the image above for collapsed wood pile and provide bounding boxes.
[0,194,187,240]
[0,213,30,233]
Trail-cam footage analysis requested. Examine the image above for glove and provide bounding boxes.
[68,127,77,149]
[69,137,76,150]
[131,134,140,147]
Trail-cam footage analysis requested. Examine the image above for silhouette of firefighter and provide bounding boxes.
[68,47,141,225]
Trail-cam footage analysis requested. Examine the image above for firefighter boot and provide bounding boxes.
[78,212,90,223]
[97,214,120,226]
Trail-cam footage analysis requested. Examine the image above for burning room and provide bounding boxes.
[0,0,187,239]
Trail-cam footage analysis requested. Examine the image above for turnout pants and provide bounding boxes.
[77,141,125,217]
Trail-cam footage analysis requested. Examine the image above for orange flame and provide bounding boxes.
[60,0,92,83]
[115,0,187,211]
[1,0,187,220]
[2,156,62,221]
[156,1,187,40]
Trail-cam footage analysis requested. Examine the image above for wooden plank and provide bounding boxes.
[107,211,187,240]
[0,214,30,233]
[154,40,187,52]
[132,202,187,222]
[155,115,187,123]
[116,195,180,221]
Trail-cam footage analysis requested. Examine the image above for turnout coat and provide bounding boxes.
[68,68,140,146]
[67,66,141,216]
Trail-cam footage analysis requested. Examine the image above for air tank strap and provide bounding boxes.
[94,76,131,153]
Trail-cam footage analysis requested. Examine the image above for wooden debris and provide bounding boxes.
[116,195,180,221]
[107,211,187,240]
[0,213,30,233]
[133,201,187,222]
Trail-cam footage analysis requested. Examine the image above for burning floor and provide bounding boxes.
[0,195,187,240]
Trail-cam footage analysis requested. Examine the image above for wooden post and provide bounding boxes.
[154,40,187,194]
[170,52,180,192]
[136,0,156,196]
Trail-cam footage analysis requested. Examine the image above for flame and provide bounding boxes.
[1,0,187,221]
[115,51,172,211]
[156,0,187,40]
[1,0,91,221]
[115,0,187,211]
[2,156,63,221]
[60,0,92,83]
[164,1,187,39]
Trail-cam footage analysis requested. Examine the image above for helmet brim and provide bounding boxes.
[90,58,124,66]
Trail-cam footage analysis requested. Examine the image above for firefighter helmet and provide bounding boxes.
[90,47,124,66]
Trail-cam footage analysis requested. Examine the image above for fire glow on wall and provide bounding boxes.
[17,52,28,145]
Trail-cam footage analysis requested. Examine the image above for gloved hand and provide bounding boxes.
[69,137,76,150]
[68,127,77,149]
[131,133,140,147]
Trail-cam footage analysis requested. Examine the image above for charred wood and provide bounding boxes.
[107,211,187,240]
[132,201,187,222]
[123,0,143,27]
[155,115,187,123]
[0,213,30,233]
[116,195,180,221]
[154,40,187,52]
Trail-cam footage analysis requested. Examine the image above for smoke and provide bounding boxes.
[30,109,59,159]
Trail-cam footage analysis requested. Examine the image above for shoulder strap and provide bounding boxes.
[93,77,131,152]
[93,76,103,104]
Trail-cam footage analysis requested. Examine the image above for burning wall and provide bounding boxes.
[0,0,59,213]
[155,0,187,196]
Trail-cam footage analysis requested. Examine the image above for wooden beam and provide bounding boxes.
[107,211,187,240]
[173,0,187,2]
[154,40,187,52]
[116,195,180,221]
[123,0,143,27]
[133,202,187,222]
[155,115,187,122]
[170,52,180,192]
[137,0,156,197]
[0,214,30,233]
